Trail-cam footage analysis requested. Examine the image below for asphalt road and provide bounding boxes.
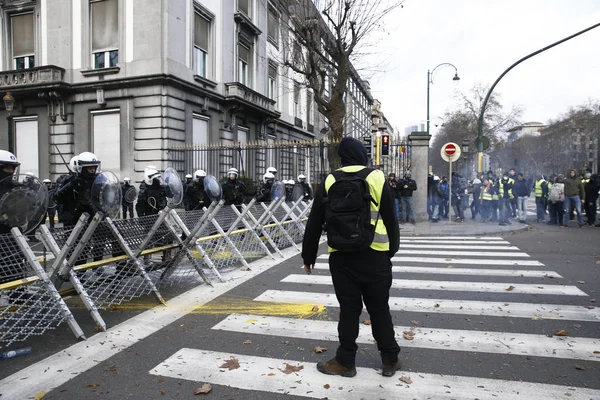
[1,222,599,400]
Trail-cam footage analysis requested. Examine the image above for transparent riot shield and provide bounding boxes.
[163,167,183,206]
[91,171,122,219]
[270,181,285,201]
[0,174,48,234]
[124,186,137,204]
[292,183,313,202]
[203,175,222,203]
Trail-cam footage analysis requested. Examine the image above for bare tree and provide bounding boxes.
[279,0,403,145]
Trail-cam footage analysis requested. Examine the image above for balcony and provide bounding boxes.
[224,82,280,118]
[0,65,66,90]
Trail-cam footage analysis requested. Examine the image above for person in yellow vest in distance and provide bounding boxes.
[301,137,401,378]
[534,175,549,222]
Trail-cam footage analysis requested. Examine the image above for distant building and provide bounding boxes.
[506,122,546,146]
[404,123,425,137]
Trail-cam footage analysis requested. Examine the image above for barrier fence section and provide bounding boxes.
[0,198,312,349]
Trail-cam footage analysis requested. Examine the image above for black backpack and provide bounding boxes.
[324,168,379,251]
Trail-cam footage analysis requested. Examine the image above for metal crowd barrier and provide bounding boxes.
[0,199,312,349]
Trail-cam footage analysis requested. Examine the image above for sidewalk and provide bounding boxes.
[400,217,532,236]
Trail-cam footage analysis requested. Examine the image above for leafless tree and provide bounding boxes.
[278,0,403,146]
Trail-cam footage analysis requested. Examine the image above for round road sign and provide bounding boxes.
[441,142,461,162]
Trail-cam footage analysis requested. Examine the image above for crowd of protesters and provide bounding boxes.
[425,168,599,228]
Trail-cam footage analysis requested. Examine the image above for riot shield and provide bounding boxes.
[163,167,183,206]
[203,175,222,202]
[0,174,48,234]
[91,171,122,219]
[292,183,313,201]
[270,181,285,201]
[124,186,137,204]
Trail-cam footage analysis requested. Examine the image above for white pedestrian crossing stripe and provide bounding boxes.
[312,263,562,278]
[150,349,600,400]
[400,236,505,240]
[255,290,600,322]
[390,257,544,266]
[400,239,511,244]
[213,314,600,362]
[281,274,588,296]
[399,244,521,250]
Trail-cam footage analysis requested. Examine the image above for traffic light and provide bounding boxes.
[381,134,390,156]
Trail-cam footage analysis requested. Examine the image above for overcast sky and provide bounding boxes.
[365,0,600,137]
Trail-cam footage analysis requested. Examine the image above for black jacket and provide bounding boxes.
[513,179,530,197]
[223,179,247,205]
[585,180,598,204]
[183,182,208,211]
[54,175,95,226]
[399,178,417,197]
[255,182,273,203]
[136,181,171,216]
[301,137,399,264]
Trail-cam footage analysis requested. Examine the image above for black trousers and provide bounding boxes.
[329,249,400,367]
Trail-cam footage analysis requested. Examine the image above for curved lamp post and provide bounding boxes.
[476,21,600,174]
[427,63,460,137]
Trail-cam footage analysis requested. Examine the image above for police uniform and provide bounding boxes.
[121,181,135,219]
[302,137,400,377]
[255,182,273,202]
[183,181,208,211]
[136,181,171,216]
[223,179,246,206]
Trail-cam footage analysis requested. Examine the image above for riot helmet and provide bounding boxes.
[43,178,52,187]
[0,150,20,180]
[123,177,131,184]
[69,156,80,174]
[144,165,162,186]
[194,169,207,183]
[266,167,277,176]
[77,152,101,180]
[227,167,239,180]
[297,174,307,184]
[263,172,275,186]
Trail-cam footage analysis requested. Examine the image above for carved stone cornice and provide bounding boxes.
[0,65,65,89]
[224,82,280,118]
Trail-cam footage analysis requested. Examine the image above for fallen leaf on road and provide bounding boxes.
[575,365,585,370]
[573,324,581,328]
[86,383,100,388]
[312,305,320,312]
[403,331,415,340]
[282,341,290,345]
[267,373,276,376]
[596,260,600,265]
[323,384,330,389]
[363,319,372,325]
[585,306,596,309]
[593,351,600,354]
[243,340,252,345]
[399,376,413,384]
[410,320,420,326]
[219,357,240,370]
[279,363,304,375]
[577,281,585,284]
[434,303,440,308]
[532,317,543,321]
[34,392,45,400]
[160,390,165,395]
[566,260,572,264]
[555,330,568,337]
[314,346,327,353]
[194,383,212,395]
[506,285,515,291]
[589,299,596,303]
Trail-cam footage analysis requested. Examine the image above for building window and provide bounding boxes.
[194,11,210,77]
[293,81,300,118]
[14,117,39,177]
[307,91,314,124]
[92,110,121,174]
[11,13,35,70]
[323,71,330,99]
[268,63,277,101]
[238,42,251,86]
[238,0,251,17]
[267,7,279,46]
[293,42,302,64]
[91,0,119,69]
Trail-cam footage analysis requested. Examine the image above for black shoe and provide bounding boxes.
[381,360,402,377]
[316,357,357,378]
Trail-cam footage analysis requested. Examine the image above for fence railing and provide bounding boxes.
[0,198,312,349]
[169,139,413,185]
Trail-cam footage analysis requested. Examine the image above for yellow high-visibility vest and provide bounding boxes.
[481,186,493,201]
[499,180,513,199]
[325,166,389,252]
[534,179,547,197]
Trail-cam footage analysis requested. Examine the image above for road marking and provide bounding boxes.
[213,314,600,362]
[312,264,561,278]
[281,274,587,296]
[256,290,600,322]
[150,349,600,400]
[392,257,544,266]
[0,246,306,400]
[399,244,521,250]
[397,250,530,257]
[400,236,506,240]
[400,240,511,244]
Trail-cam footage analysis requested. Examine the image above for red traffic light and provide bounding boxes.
[382,135,389,145]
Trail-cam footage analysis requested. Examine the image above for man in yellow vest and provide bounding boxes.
[534,175,549,222]
[302,137,401,378]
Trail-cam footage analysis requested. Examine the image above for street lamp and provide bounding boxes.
[3,92,15,153]
[427,63,459,137]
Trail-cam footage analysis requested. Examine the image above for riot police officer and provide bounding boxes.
[0,150,21,235]
[284,180,295,202]
[54,152,100,226]
[296,174,313,201]
[183,169,209,211]
[222,167,246,206]
[121,177,136,219]
[256,172,275,202]
[136,166,172,216]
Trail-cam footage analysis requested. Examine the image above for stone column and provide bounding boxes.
[408,132,431,222]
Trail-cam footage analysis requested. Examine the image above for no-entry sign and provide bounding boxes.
[441,142,461,162]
